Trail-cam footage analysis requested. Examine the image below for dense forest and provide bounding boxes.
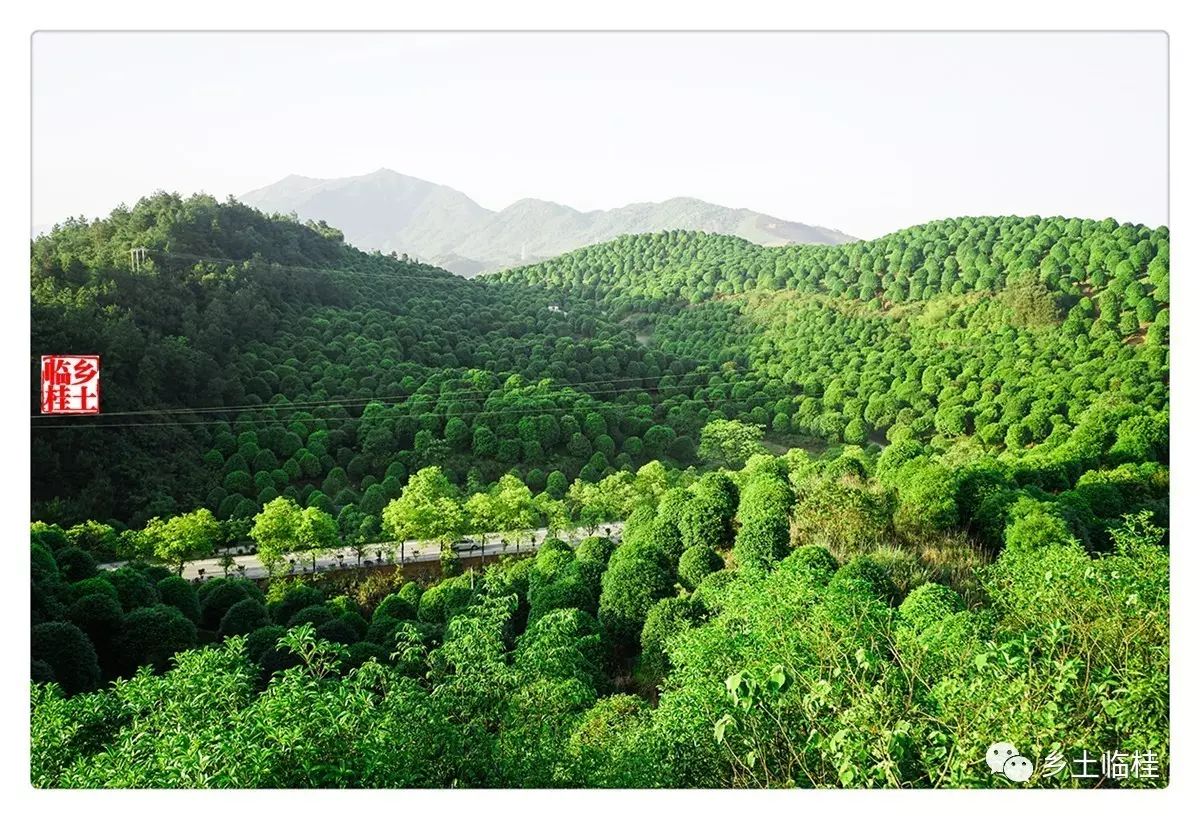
[30,195,1169,787]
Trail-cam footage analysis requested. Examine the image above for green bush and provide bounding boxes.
[266,583,325,626]
[598,550,674,648]
[898,582,965,632]
[67,593,124,665]
[677,545,724,591]
[732,515,791,572]
[828,555,901,604]
[31,621,100,695]
[107,566,159,612]
[639,596,700,682]
[691,568,739,614]
[365,614,402,647]
[31,543,59,585]
[338,610,369,640]
[70,576,118,602]
[156,575,201,623]
[784,545,840,587]
[55,547,98,582]
[199,578,259,630]
[287,604,334,629]
[219,598,270,638]
[119,604,197,674]
[374,590,419,622]
[344,641,388,670]
[316,618,359,645]
[244,625,286,662]
[417,580,475,625]
[576,536,616,569]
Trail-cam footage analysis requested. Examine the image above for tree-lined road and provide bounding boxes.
[100,522,624,582]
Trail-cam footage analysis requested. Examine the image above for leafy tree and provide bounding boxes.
[698,419,767,468]
[296,506,339,573]
[145,509,221,575]
[251,497,302,578]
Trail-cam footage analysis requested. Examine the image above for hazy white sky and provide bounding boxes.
[32,31,1167,239]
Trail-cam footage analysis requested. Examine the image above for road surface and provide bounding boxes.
[99,522,624,582]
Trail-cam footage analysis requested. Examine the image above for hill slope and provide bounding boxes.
[32,199,1168,538]
[240,168,854,275]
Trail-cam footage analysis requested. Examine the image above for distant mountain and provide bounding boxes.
[240,169,855,276]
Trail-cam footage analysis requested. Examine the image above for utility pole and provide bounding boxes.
[129,247,149,272]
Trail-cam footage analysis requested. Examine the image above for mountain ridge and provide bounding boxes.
[240,168,856,276]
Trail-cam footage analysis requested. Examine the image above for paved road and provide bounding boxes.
[100,522,624,582]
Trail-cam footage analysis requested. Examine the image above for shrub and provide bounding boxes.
[55,546,98,582]
[534,541,575,578]
[287,604,334,628]
[691,568,738,614]
[31,522,70,553]
[785,545,840,587]
[244,625,286,662]
[898,582,964,632]
[107,566,159,611]
[266,582,325,626]
[529,564,593,624]
[566,695,651,787]
[338,610,369,640]
[31,544,59,585]
[219,598,270,638]
[366,614,402,647]
[828,555,900,604]
[67,592,124,665]
[31,622,100,695]
[119,605,197,674]
[679,489,733,552]
[199,578,259,630]
[417,581,475,625]
[677,545,724,591]
[156,575,201,623]
[137,564,174,585]
[732,515,791,573]
[70,576,118,602]
[598,551,674,648]
[344,641,388,670]
[576,536,616,569]
[639,596,700,682]
[374,589,419,622]
[316,618,359,645]
[31,659,56,685]
[257,641,301,682]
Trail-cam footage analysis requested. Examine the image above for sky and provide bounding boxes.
[32,31,1168,240]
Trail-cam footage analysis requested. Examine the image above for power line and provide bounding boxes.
[32,247,729,431]
[29,383,722,431]
[139,249,509,290]
[39,246,574,295]
[27,371,727,422]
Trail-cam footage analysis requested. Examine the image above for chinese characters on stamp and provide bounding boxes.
[40,355,100,415]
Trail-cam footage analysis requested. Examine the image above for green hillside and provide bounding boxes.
[30,198,1169,788]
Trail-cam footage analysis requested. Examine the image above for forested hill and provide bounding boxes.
[493,216,1169,318]
[31,194,718,528]
[30,202,1172,788]
[32,199,1168,552]
[488,217,1169,534]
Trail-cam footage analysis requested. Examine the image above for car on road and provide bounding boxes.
[451,537,480,554]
